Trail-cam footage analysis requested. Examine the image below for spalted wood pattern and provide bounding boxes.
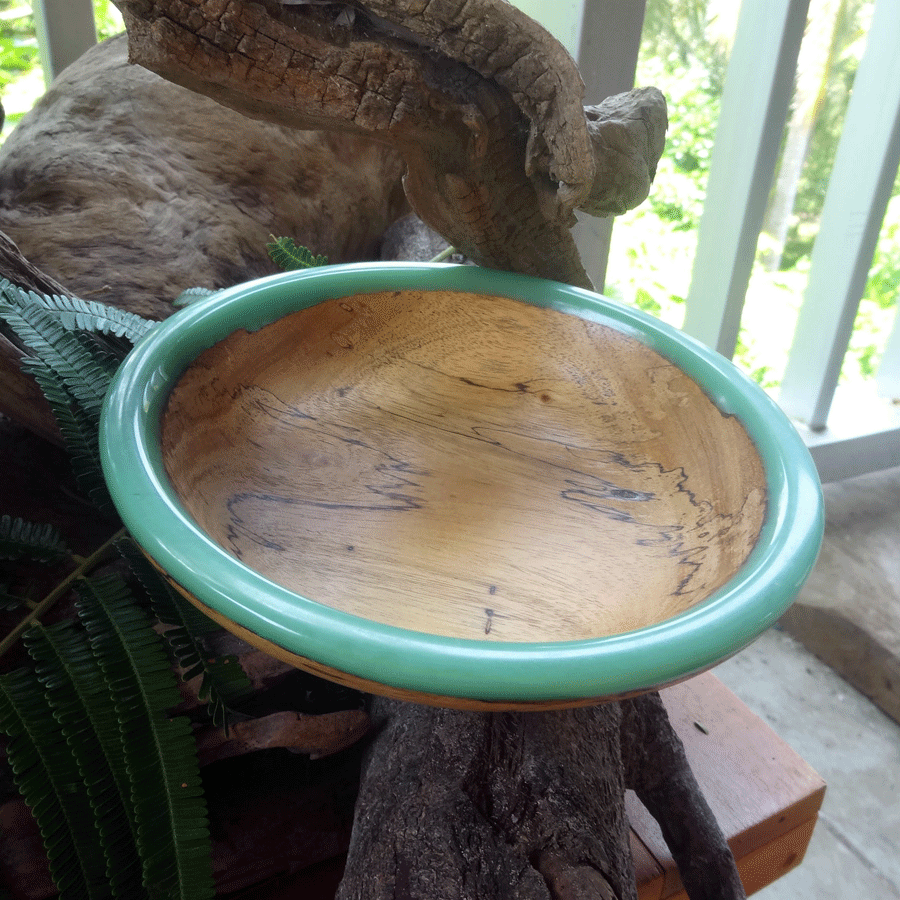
[162,288,766,649]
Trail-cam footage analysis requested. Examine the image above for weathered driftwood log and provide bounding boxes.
[0,34,407,319]
[326,218,745,900]
[0,33,407,435]
[339,692,746,900]
[112,0,666,290]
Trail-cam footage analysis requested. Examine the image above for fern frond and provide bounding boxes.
[0,299,111,421]
[117,538,252,731]
[24,620,146,898]
[74,575,214,900]
[0,515,68,563]
[266,236,328,271]
[1,583,27,611]
[0,666,113,899]
[173,287,218,308]
[28,291,156,343]
[22,359,115,517]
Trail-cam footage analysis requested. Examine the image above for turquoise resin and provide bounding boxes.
[100,263,824,704]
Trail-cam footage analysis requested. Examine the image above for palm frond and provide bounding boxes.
[266,236,328,271]
[117,538,252,731]
[0,515,68,563]
[24,620,146,898]
[0,666,113,899]
[74,575,214,900]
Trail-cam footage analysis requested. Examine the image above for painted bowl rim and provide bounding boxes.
[100,262,824,703]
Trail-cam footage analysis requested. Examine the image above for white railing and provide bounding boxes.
[30,0,900,483]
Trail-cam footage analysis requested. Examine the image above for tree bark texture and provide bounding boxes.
[112,0,666,290]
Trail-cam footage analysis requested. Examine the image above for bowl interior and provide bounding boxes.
[160,287,767,644]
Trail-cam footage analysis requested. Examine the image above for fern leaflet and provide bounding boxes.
[74,575,214,900]
[32,291,155,343]
[0,666,113,899]
[0,515,68,563]
[24,621,147,898]
[117,538,252,731]
[22,359,114,516]
[173,287,219,308]
[266,236,328,271]
[0,299,111,421]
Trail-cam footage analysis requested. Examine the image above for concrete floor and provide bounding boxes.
[713,627,900,899]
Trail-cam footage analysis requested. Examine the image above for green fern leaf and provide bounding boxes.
[24,621,146,898]
[117,538,252,731]
[22,359,115,517]
[266,236,328,271]
[0,666,113,899]
[74,575,215,900]
[28,291,156,343]
[1,582,27,611]
[0,299,111,421]
[0,515,68,563]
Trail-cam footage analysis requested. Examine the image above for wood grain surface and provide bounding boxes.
[162,289,766,644]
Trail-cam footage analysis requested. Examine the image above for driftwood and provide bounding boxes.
[0,2,745,897]
[0,33,407,436]
[113,0,666,290]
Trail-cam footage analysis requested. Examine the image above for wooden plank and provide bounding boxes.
[632,671,826,898]
[779,0,900,429]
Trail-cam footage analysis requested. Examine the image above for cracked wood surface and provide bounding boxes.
[161,287,766,660]
[113,0,666,289]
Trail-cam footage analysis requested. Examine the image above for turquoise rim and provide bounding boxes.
[100,263,824,703]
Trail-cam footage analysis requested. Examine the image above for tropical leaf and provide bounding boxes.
[27,291,156,344]
[117,537,252,731]
[0,298,111,421]
[24,620,146,898]
[21,358,114,517]
[0,666,113,899]
[74,575,214,900]
[0,515,68,563]
[266,236,328,271]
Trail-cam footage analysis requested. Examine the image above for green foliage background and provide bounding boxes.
[606,0,899,391]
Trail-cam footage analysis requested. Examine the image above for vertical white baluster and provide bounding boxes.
[682,0,810,358]
[779,0,900,429]
[32,0,97,84]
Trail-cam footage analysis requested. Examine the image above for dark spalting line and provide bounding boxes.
[560,480,655,521]
[244,386,317,422]
[458,375,538,394]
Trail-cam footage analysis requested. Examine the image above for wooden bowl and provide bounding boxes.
[101,264,823,709]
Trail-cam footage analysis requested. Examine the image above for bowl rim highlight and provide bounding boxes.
[100,262,824,704]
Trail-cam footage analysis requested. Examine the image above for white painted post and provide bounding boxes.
[681,0,810,358]
[876,307,900,400]
[573,0,647,292]
[778,0,900,429]
[32,0,97,84]
[511,0,647,292]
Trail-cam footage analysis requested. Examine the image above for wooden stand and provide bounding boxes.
[220,671,825,900]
